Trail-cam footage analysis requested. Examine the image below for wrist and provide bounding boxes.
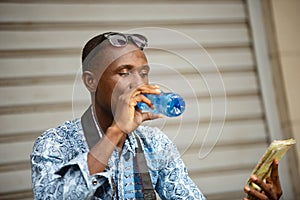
[106,124,125,141]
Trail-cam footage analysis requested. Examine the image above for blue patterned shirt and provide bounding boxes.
[31,117,206,199]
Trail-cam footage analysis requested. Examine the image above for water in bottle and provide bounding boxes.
[136,91,186,117]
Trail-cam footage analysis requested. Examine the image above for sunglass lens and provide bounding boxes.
[131,34,148,48]
[109,34,127,47]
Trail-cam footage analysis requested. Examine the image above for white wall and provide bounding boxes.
[0,0,297,199]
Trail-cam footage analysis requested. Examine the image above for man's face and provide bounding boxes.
[94,43,149,115]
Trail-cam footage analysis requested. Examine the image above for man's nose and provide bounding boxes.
[129,72,145,89]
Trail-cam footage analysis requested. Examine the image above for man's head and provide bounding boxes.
[81,32,150,116]
[82,32,148,72]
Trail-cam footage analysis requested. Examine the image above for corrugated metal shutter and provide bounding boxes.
[0,1,288,199]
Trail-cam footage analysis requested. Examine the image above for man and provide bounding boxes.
[31,32,282,200]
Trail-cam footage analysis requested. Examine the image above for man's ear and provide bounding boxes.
[82,71,98,93]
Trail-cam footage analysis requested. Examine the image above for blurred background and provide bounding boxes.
[0,0,299,199]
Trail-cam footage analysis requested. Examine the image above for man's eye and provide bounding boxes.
[141,70,149,77]
[119,72,129,76]
[119,72,130,77]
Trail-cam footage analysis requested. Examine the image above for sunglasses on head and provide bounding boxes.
[104,33,148,50]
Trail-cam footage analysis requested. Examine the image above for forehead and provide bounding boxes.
[91,41,147,70]
[109,48,148,67]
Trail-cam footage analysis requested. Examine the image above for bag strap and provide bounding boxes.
[135,135,157,200]
[81,106,156,199]
[81,106,100,149]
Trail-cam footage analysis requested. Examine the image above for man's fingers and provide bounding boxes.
[130,94,153,108]
[142,112,163,121]
[270,159,279,182]
[270,159,282,198]
[249,175,279,199]
[245,161,282,200]
[134,84,161,95]
[244,186,268,200]
[249,175,269,195]
[127,85,160,106]
[138,84,160,91]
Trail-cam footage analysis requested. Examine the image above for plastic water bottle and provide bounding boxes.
[136,91,186,117]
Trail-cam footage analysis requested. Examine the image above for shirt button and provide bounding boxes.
[92,178,98,186]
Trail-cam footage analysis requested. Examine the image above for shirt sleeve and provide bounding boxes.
[31,129,113,200]
[153,130,206,200]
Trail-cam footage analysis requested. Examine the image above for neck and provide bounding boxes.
[94,105,112,133]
